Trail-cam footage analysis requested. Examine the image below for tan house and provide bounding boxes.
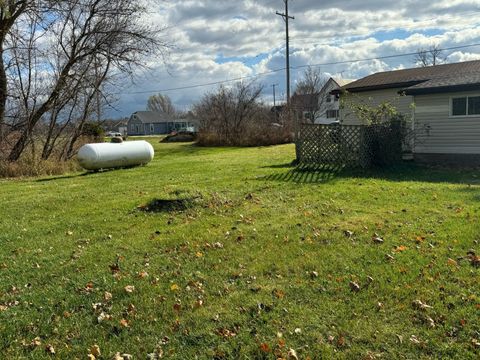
[337,60,480,165]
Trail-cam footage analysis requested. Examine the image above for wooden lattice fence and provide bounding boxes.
[296,123,403,168]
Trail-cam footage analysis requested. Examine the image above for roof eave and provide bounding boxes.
[343,80,427,93]
[404,83,480,96]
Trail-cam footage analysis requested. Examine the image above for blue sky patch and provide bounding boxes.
[215,53,269,66]
[371,28,445,41]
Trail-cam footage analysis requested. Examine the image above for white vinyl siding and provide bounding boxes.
[340,88,414,125]
[414,91,480,154]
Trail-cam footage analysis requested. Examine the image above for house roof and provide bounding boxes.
[131,111,176,124]
[332,78,355,87]
[340,60,480,95]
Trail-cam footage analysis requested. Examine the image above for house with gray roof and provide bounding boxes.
[337,60,480,165]
[128,111,198,136]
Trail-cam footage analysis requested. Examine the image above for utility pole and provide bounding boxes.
[276,0,294,106]
[272,83,278,108]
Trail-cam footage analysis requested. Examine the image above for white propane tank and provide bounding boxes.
[77,141,154,171]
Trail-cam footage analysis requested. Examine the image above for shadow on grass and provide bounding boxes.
[36,171,93,182]
[261,164,344,184]
[261,162,480,185]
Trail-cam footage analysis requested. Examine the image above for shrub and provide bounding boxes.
[194,82,294,147]
[0,156,80,178]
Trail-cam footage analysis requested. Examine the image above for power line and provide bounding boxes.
[292,42,480,70]
[115,42,480,96]
[115,67,286,95]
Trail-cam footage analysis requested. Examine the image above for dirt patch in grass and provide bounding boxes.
[138,196,202,213]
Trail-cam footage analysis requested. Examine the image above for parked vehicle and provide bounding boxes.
[106,131,123,137]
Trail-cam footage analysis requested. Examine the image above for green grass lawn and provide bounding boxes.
[0,138,479,359]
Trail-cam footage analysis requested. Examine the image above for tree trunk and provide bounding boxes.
[0,38,7,143]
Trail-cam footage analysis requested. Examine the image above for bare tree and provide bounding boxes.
[414,44,446,67]
[147,93,176,116]
[293,67,328,122]
[0,1,35,142]
[194,81,265,145]
[3,0,167,162]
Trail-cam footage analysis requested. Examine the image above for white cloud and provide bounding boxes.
[108,0,480,117]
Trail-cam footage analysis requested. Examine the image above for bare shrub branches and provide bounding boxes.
[0,0,168,162]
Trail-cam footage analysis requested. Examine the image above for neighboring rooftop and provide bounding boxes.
[332,78,355,87]
[132,111,197,124]
[340,60,480,95]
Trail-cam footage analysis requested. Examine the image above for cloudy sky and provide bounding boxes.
[108,0,480,118]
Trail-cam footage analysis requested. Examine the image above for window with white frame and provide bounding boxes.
[451,96,480,116]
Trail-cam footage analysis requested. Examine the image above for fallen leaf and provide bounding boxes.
[294,328,302,335]
[273,289,285,299]
[447,258,458,266]
[97,312,111,323]
[472,339,480,348]
[216,328,237,338]
[394,245,408,253]
[138,271,149,279]
[426,316,435,328]
[409,335,421,345]
[66,231,73,236]
[170,284,179,291]
[45,344,55,355]
[287,348,299,360]
[349,281,361,292]
[124,285,135,293]
[120,318,129,328]
[104,291,113,301]
[412,300,432,311]
[85,282,94,292]
[372,235,384,244]
[90,344,101,357]
[259,342,271,353]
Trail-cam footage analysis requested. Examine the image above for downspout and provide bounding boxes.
[412,95,416,157]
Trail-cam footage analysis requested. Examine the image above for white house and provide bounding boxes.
[337,60,480,165]
[314,77,355,124]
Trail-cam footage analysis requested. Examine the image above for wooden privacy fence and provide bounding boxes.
[296,122,404,168]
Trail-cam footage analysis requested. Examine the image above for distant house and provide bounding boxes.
[291,77,354,124]
[128,111,199,136]
[315,78,354,124]
[337,60,480,165]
